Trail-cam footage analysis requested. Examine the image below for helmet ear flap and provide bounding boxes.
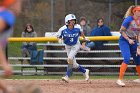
[67,21,70,25]
[74,19,76,24]
[65,21,69,25]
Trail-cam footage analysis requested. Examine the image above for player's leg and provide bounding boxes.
[130,42,140,83]
[71,43,89,81]
[117,37,131,86]
[0,3,21,92]
[62,43,80,82]
[62,45,72,82]
[134,62,140,83]
[73,57,89,81]
[67,43,80,66]
[0,45,12,93]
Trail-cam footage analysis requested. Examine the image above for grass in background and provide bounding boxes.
[8,42,45,57]
[8,42,22,57]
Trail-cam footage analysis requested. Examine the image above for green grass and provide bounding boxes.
[6,75,138,80]
[8,42,22,57]
[8,42,45,57]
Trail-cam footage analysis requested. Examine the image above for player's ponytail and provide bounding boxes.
[124,5,136,18]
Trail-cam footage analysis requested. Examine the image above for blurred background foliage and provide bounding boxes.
[13,0,140,37]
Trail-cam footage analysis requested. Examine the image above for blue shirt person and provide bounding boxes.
[86,18,111,49]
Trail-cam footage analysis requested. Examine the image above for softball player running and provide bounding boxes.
[56,14,89,82]
[0,1,42,93]
[116,5,140,87]
[0,0,22,93]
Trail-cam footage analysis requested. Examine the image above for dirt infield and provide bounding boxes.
[4,79,140,93]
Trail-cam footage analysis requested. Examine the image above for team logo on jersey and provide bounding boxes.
[130,21,140,32]
[64,33,79,37]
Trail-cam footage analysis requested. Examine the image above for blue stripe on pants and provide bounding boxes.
[119,36,140,65]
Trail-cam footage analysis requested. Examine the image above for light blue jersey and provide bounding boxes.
[56,24,83,45]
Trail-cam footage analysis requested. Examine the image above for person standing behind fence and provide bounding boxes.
[21,24,37,57]
[83,18,111,50]
[56,14,89,83]
[116,5,140,87]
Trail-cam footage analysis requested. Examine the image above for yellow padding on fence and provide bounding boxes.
[8,36,119,42]
[86,36,119,41]
[8,37,57,42]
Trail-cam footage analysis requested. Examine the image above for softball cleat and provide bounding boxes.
[62,76,69,83]
[133,79,140,83]
[84,69,89,81]
[116,79,125,87]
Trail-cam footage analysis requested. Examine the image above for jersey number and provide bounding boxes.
[70,38,74,42]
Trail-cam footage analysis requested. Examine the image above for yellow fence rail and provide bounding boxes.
[8,36,120,42]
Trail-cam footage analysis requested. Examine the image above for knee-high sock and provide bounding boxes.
[119,62,128,80]
[78,65,86,73]
[66,64,72,77]
[136,65,140,78]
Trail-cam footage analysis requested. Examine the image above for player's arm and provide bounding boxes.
[136,33,140,55]
[54,26,65,43]
[120,16,135,45]
[79,24,87,41]
[0,17,9,32]
[54,26,65,38]
[0,45,8,66]
[120,26,134,45]
[120,26,130,40]
[0,9,15,77]
[0,44,12,77]
[81,31,86,40]
[80,29,90,42]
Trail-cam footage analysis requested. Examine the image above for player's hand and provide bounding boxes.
[0,17,7,32]
[136,46,140,56]
[83,37,90,42]
[58,39,63,44]
[128,39,135,45]
[3,64,13,78]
